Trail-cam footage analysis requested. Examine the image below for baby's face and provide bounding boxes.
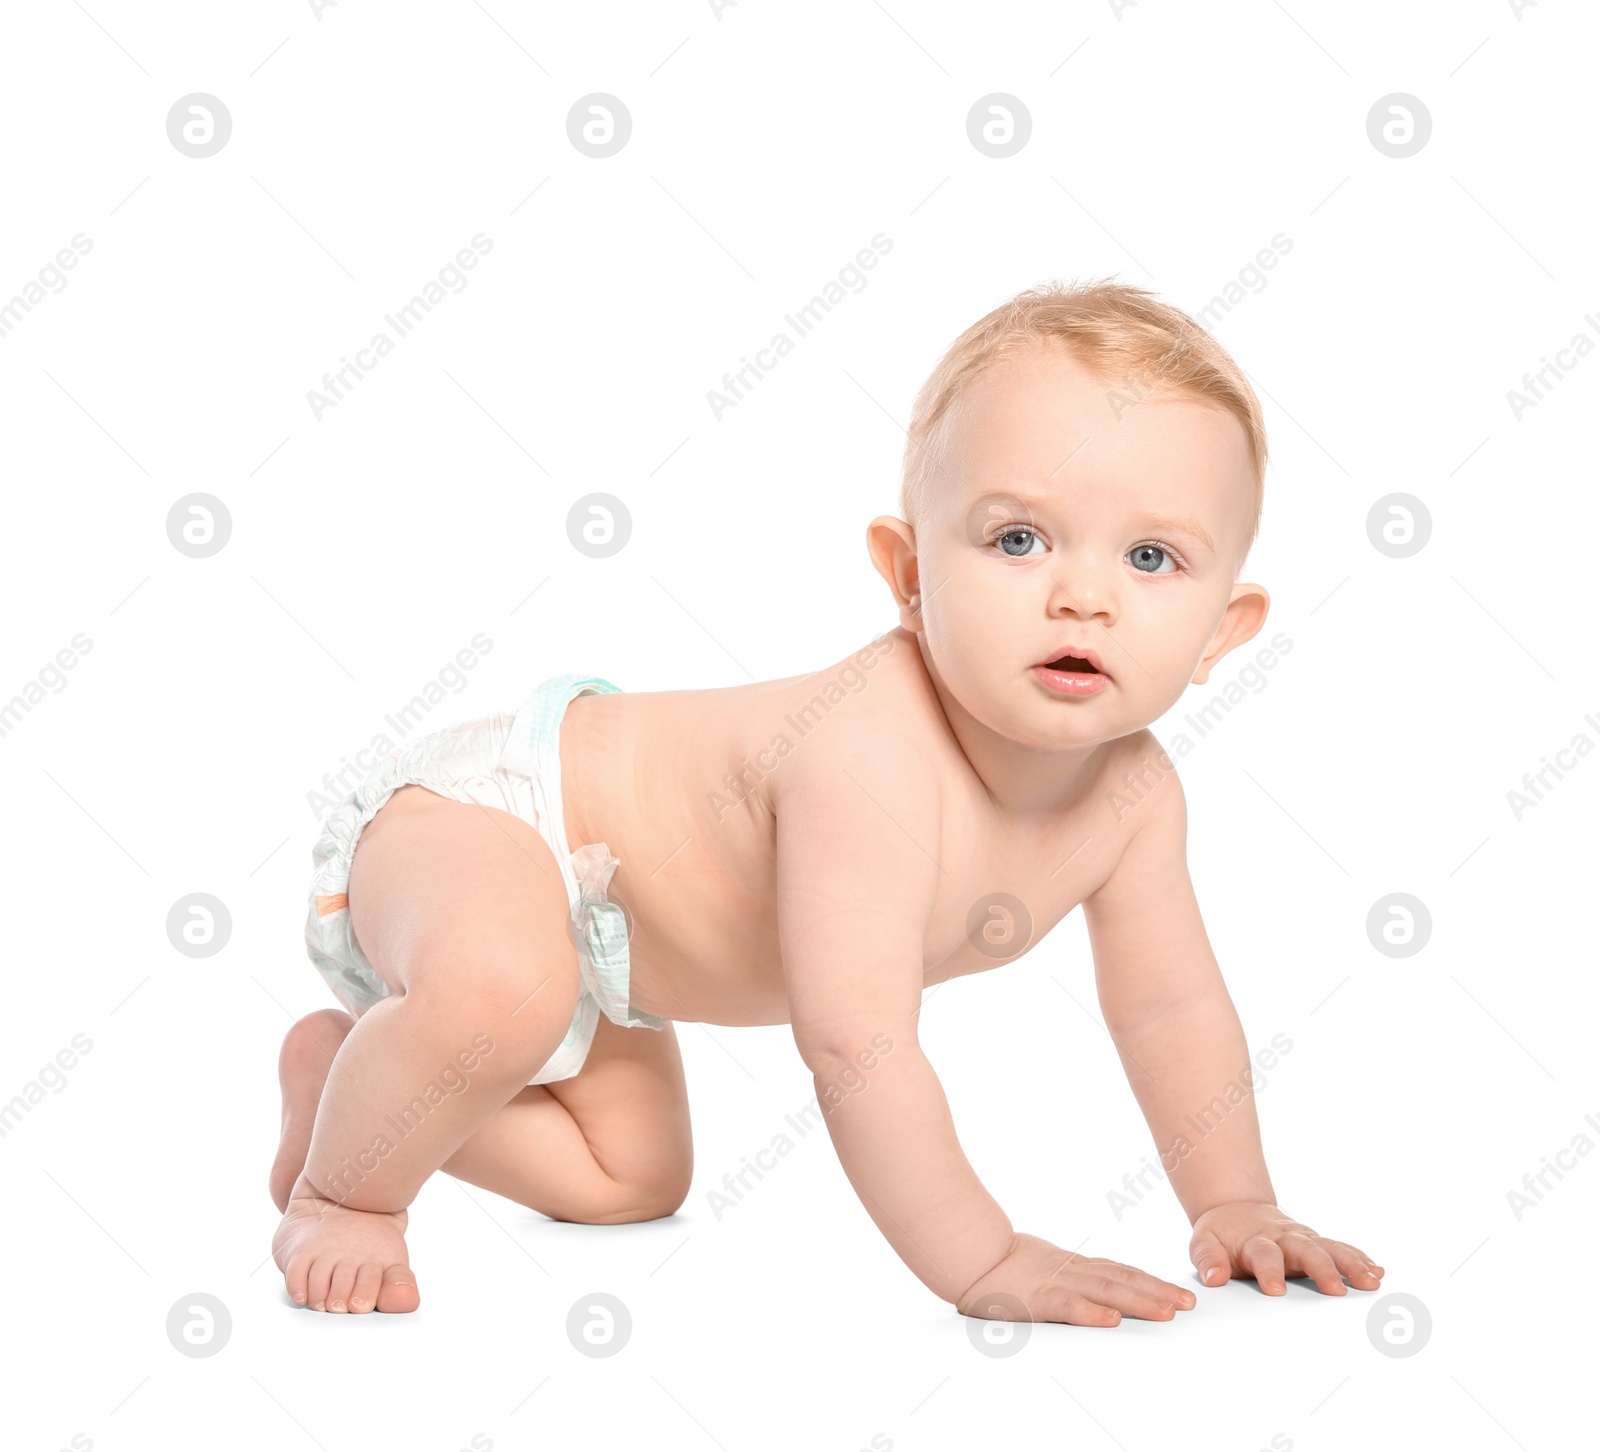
[887,340,1266,752]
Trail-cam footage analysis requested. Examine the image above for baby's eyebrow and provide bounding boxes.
[1138,514,1216,553]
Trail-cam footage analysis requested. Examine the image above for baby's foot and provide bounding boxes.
[269,1008,355,1213]
[273,1177,420,1314]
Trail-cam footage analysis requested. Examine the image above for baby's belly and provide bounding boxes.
[620,883,794,1027]
[592,792,795,1026]
[616,863,1019,1027]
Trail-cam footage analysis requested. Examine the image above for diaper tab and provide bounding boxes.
[569,842,668,1030]
[571,841,627,973]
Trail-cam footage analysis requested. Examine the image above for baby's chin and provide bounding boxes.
[953,672,1137,750]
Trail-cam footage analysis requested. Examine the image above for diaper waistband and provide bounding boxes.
[497,673,622,911]
[497,673,665,1031]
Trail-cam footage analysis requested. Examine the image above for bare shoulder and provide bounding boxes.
[765,629,942,797]
[766,634,944,909]
[767,637,944,1040]
[1083,728,1190,912]
[1107,727,1187,824]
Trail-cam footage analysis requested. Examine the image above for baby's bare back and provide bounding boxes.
[560,627,1150,1028]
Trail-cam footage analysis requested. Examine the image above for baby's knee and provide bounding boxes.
[581,1157,694,1224]
[568,1182,689,1225]
[404,947,582,1070]
[627,1174,692,1223]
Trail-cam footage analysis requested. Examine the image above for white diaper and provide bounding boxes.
[303,673,667,1085]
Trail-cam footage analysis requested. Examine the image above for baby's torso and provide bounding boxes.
[559,630,1151,1027]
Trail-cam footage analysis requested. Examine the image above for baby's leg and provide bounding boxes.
[269,1006,357,1214]
[443,1012,693,1224]
[275,1012,692,1229]
[272,784,585,1312]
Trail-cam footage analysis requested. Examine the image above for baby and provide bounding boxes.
[270,279,1384,1320]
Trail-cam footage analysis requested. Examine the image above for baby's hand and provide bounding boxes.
[1189,1202,1384,1295]
[957,1232,1197,1327]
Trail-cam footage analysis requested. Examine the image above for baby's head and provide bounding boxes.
[870,279,1271,751]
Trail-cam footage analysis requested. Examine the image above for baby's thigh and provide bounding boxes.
[346,782,579,1014]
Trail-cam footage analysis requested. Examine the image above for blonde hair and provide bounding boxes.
[899,278,1267,555]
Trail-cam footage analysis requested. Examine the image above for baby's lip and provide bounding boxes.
[1037,645,1108,677]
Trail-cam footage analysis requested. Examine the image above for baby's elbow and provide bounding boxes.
[793,1023,911,1085]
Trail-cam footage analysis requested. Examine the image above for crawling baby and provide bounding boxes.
[271,279,1384,1320]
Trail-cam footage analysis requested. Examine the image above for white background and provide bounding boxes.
[2,2,1594,1449]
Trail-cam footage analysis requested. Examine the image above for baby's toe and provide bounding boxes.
[282,1255,311,1307]
[326,1262,358,1313]
[306,1257,336,1313]
[375,1262,420,1314]
[349,1262,384,1314]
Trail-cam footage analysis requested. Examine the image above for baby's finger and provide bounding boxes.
[1036,1291,1122,1328]
[1323,1240,1384,1289]
[1190,1230,1232,1288]
[1099,1262,1198,1309]
[1239,1235,1286,1294]
[1081,1274,1179,1320]
[1282,1235,1345,1296]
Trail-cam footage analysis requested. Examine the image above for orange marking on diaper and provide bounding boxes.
[314,893,350,917]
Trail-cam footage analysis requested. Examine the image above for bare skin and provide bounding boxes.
[272,339,1383,1317]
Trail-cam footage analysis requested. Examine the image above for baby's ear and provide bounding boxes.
[1192,582,1270,683]
[866,516,921,630]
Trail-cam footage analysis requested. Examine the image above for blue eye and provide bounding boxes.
[994,528,1046,557]
[1127,544,1178,574]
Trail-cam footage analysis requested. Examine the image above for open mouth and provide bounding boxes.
[1043,654,1099,674]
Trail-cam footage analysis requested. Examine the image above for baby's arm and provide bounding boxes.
[1083,759,1384,1295]
[775,736,1194,1325]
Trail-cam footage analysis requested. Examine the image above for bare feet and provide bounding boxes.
[268,1007,421,1313]
[273,1177,420,1314]
[270,1008,355,1213]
